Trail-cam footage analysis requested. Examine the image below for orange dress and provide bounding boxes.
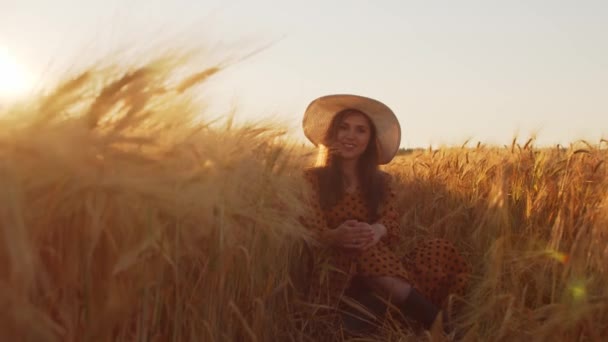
[302,169,471,309]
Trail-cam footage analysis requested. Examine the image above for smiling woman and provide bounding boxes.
[0,48,35,100]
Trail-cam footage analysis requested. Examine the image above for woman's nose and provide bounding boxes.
[345,128,355,139]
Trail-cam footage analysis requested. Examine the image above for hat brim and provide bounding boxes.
[303,94,401,164]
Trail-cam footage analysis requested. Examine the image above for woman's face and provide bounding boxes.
[334,112,372,161]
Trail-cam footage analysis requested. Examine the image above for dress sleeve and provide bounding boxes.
[375,174,402,249]
[300,169,331,241]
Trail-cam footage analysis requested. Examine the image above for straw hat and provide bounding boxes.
[302,94,401,164]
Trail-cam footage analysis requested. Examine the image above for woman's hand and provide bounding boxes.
[328,219,374,250]
[360,223,387,250]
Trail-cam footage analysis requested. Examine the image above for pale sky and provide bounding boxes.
[1,0,607,148]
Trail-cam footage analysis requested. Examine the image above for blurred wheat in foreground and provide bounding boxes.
[0,55,607,342]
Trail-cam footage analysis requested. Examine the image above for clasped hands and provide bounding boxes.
[326,219,386,251]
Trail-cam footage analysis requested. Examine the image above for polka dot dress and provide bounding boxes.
[403,239,471,307]
[302,169,471,309]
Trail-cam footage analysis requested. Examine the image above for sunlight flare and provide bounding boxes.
[544,248,570,264]
[0,47,35,100]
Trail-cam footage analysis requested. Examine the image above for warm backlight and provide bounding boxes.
[0,47,34,100]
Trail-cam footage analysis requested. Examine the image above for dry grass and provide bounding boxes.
[0,55,606,341]
[387,143,608,341]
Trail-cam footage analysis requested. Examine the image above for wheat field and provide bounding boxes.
[0,56,606,341]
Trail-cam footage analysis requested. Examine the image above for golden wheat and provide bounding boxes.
[0,55,606,341]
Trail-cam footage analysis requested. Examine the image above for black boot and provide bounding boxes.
[400,288,440,330]
[341,290,386,336]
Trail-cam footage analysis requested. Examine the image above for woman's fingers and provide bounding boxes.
[339,228,371,244]
[349,232,372,242]
[337,223,375,249]
[343,235,373,249]
[361,240,375,250]
[356,231,372,239]
[349,226,373,235]
[350,233,372,242]
[344,242,366,249]
[345,232,369,244]
[344,219,359,226]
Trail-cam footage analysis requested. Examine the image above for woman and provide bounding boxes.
[300,94,470,333]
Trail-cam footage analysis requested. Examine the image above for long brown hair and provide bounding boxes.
[312,109,388,222]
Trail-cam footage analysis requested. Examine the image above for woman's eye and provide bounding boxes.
[357,127,367,133]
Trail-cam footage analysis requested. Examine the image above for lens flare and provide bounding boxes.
[544,248,569,264]
[568,280,587,302]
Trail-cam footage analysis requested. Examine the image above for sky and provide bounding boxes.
[1,0,607,148]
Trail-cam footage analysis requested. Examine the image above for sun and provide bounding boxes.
[0,47,35,100]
